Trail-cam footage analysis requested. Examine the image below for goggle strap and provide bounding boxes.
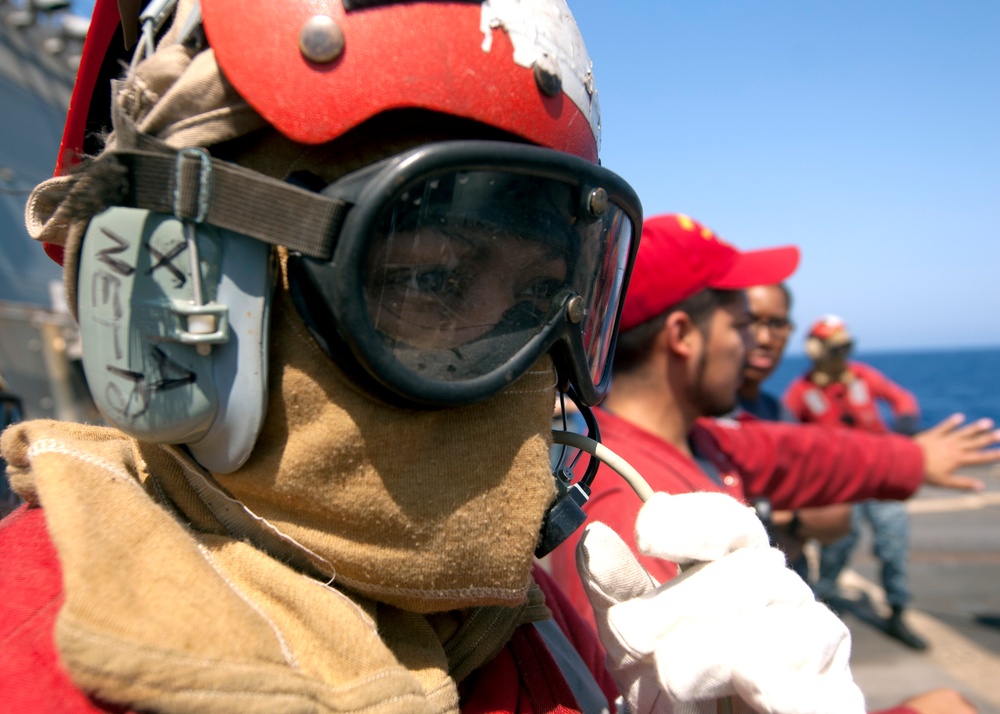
[105,148,347,259]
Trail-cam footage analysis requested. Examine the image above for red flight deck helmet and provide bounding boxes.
[39,0,642,472]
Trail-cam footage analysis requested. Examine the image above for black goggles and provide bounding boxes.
[288,141,642,408]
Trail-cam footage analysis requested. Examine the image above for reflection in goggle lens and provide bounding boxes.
[581,207,632,385]
[363,169,632,388]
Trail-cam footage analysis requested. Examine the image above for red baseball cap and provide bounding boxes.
[619,213,801,331]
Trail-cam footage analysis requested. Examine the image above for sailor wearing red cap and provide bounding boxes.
[547,213,994,713]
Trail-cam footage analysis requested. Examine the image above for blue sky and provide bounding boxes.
[567,1,999,353]
[64,0,999,353]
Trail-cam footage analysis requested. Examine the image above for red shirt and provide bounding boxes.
[0,506,617,714]
[547,408,924,630]
[783,361,919,433]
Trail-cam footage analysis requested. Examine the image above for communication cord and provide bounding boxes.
[550,429,740,714]
[551,429,653,502]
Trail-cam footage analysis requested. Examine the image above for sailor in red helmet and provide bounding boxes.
[785,316,920,434]
[6,1,635,710]
[0,2,991,714]
[784,316,929,649]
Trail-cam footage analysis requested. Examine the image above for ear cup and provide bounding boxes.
[76,206,273,473]
[804,336,825,361]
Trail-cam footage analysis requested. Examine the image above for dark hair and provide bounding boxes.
[612,288,743,376]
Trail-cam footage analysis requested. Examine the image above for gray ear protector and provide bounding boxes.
[76,205,274,473]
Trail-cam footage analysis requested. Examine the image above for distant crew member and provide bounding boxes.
[784,315,927,649]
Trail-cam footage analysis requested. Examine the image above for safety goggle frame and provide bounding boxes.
[291,141,643,408]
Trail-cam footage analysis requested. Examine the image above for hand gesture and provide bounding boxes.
[914,414,1000,491]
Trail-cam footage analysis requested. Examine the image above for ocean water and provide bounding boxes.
[763,346,1000,431]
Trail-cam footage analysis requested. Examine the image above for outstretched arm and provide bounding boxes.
[702,415,1000,510]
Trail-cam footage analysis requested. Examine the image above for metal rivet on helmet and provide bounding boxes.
[533,53,562,97]
[299,15,344,64]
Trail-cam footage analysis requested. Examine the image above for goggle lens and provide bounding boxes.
[581,205,633,388]
[362,169,633,389]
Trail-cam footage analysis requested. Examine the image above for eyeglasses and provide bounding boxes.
[748,314,794,335]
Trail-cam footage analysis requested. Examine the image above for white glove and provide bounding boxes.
[576,491,866,714]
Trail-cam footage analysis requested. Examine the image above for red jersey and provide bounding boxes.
[546,408,923,629]
[783,361,919,433]
[0,506,617,714]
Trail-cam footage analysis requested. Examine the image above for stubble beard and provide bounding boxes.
[687,348,739,418]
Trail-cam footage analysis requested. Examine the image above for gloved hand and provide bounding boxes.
[576,491,866,714]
